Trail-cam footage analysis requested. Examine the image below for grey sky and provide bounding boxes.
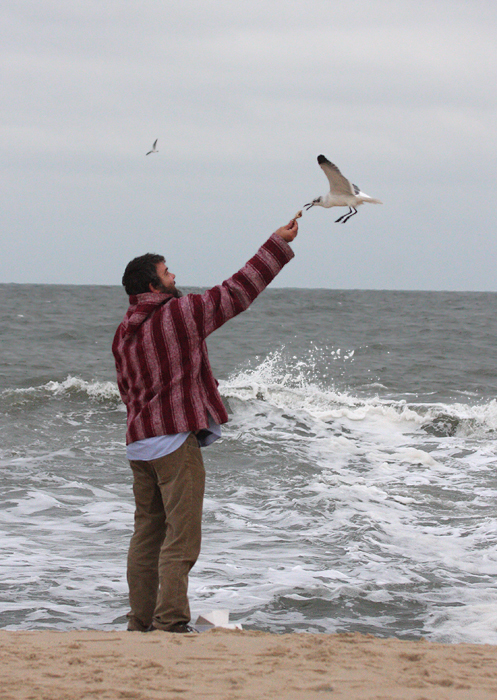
[3,1,496,290]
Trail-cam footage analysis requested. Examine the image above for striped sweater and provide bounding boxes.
[112,232,294,444]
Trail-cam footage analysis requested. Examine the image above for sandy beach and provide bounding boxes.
[1,629,497,700]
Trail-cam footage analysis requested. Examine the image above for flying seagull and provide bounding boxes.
[304,155,382,223]
[146,139,158,155]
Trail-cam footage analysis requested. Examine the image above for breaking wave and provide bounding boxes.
[220,349,497,438]
[1,376,121,407]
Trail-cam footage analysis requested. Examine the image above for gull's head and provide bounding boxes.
[304,197,322,210]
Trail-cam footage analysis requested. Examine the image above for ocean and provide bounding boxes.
[1,283,497,643]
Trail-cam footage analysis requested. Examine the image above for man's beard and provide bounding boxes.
[156,283,182,298]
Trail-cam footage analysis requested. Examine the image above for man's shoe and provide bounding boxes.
[127,619,150,632]
[147,622,199,633]
[170,623,199,634]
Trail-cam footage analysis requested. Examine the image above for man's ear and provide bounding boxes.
[149,282,159,293]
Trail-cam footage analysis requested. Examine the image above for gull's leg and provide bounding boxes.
[335,207,353,223]
[340,207,358,224]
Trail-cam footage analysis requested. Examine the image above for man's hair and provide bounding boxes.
[122,253,165,295]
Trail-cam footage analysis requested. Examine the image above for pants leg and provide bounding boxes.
[127,433,205,631]
[153,433,205,629]
[127,460,166,631]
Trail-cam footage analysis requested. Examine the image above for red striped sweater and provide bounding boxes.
[112,232,294,444]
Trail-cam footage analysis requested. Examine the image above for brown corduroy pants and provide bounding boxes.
[126,433,205,631]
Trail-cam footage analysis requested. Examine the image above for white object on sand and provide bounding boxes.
[304,154,382,223]
[196,610,243,630]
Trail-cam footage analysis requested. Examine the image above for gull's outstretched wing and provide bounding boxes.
[317,155,354,196]
[152,139,158,149]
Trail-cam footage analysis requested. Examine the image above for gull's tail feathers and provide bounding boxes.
[365,198,383,205]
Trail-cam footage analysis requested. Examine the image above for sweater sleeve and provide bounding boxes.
[186,232,295,338]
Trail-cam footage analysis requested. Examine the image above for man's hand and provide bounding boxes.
[274,218,299,243]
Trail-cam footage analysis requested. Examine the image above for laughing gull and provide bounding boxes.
[146,139,158,155]
[304,155,382,223]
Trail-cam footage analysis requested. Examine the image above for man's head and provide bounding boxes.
[122,253,181,297]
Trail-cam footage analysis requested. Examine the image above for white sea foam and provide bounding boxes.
[44,376,120,401]
[2,354,497,641]
[2,376,121,402]
[189,350,497,641]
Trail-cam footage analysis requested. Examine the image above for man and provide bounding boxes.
[112,219,298,633]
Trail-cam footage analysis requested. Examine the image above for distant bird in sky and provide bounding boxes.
[146,139,158,155]
[304,155,382,223]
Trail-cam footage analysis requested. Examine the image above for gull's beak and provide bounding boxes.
[304,202,314,211]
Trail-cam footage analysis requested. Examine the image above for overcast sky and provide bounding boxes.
[3,0,496,290]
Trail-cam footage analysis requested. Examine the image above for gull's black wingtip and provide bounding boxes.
[317,154,328,165]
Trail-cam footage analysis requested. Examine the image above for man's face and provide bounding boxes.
[150,262,182,297]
